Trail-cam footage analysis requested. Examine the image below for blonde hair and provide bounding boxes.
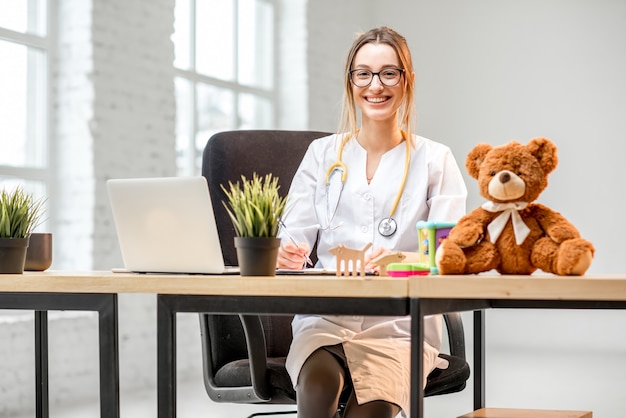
[338,26,416,143]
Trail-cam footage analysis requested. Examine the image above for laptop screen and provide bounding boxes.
[107,177,232,274]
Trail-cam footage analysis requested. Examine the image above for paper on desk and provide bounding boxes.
[276,268,377,276]
[276,268,337,275]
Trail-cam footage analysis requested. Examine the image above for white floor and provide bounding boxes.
[10,371,472,418]
[15,373,298,418]
[16,347,626,418]
[9,311,626,418]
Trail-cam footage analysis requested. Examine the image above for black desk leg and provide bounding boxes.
[157,296,177,418]
[35,311,49,418]
[410,298,425,418]
[98,294,120,418]
[473,310,485,410]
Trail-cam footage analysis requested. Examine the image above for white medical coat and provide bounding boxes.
[281,133,467,415]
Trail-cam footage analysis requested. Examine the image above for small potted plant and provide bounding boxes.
[0,186,45,274]
[221,173,287,276]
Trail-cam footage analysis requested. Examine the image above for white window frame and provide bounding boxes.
[174,0,277,176]
[0,0,54,314]
[0,0,54,211]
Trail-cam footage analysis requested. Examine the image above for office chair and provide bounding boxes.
[199,130,470,417]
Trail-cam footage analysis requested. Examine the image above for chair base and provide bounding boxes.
[247,410,297,418]
[458,408,592,418]
[246,404,346,418]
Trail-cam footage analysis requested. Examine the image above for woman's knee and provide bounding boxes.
[297,349,345,407]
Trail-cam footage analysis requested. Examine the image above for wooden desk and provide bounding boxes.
[408,274,626,418]
[151,273,409,418]
[7,272,625,418]
[0,272,126,418]
[0,271,409,418]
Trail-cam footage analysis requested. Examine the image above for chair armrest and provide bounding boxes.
[443,312,466,360]
[198,314,272,403]
[238,314,271,400]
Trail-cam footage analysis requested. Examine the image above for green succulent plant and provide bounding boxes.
[221,173,287,238]
[0,186,46,239]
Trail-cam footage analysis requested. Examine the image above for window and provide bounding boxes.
[0,0,50,217]
[0,1,50,317]
[172,0,276,176]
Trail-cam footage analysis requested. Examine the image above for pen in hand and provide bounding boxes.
[278,218,314,267]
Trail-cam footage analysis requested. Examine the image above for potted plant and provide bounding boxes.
[221,173,287,276]
[0,186,45,274]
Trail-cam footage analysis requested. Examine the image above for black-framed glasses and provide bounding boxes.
[349,68,405,87]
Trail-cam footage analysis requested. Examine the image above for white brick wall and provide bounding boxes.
[1,1,380,416]
[3,1,379,414]
[1,0,181,416]
[54,0,181,411]
[0,314,36,417]
[54,0,96,272]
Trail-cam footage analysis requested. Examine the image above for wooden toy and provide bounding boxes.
[371,252,406,276]
[328,243,372,277]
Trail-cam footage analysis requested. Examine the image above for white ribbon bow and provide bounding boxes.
[481,201,530,245]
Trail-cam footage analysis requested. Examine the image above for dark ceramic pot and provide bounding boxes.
[0,237,30,274]
[25,233,53,271]
[234,237,280,276]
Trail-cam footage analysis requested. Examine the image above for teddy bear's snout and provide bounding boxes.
[488,170,525,200]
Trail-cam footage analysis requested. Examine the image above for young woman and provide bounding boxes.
[277,26,467,418]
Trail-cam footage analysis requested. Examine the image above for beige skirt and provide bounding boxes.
[286,315,444,417]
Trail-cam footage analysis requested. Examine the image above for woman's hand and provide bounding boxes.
[277,241,311,270]
[365,247,392,273]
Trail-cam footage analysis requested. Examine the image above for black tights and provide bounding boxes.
[296,348,401,418]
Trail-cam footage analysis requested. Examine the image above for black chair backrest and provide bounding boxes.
[201,130,330,372]
[202,129,331,266]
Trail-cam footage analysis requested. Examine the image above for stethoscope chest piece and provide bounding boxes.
[325,132,410,237]
[378,217,397,237]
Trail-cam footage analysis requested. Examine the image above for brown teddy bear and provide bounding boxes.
[437,137,594,275]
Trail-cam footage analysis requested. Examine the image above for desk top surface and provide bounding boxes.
[409,274,626,301]
[2,271,626,301]
[0,270,408,298]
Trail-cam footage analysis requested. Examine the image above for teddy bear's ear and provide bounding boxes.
[527,137,558,174]
[465,143,492,179]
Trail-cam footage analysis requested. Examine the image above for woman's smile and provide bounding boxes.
[365,96,391,103]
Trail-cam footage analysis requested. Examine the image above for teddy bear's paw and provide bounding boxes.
[464,241,501,274]
[556,238,595,276]
[568,250,593,276]
[436,240,466,275]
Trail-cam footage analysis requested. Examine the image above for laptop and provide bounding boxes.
[107,176,238,274]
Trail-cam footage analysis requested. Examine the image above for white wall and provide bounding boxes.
[306,1,626,416]
[380,1,626,416]
[305,1,371,131]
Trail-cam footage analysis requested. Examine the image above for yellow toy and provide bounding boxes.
[416,220,456,274]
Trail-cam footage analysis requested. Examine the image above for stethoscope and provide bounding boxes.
[324,132,411,237]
